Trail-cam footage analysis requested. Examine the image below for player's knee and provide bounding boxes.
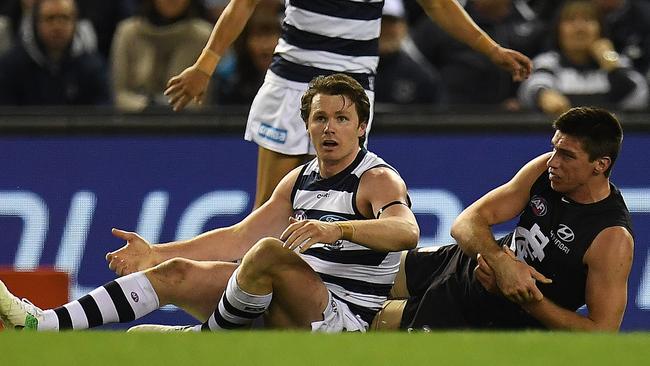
[241,237,287,273]
[149,257,193,286]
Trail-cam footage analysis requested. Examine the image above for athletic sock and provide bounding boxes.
[202,268,272,331]
[38,272,159,330]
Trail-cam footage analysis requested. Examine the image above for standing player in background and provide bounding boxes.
[372,107,634,331]
[164,0,532,209]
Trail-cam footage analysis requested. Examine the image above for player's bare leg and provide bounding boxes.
[370,299,406,331]
[238,238,329,328]
[201,237,329,330]
[390,251,410,299]
[254,147,311,208]
[371,251,408,331]
[144,259,238,322]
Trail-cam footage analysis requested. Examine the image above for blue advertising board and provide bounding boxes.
[1,132,649,330]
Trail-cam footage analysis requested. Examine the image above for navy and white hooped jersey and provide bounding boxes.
[270,0,383,91]
[290,148,403,323]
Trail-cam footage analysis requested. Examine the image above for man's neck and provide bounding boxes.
[318,148,361,179]
[567,178,611,204]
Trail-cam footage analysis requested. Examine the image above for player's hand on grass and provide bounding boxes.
[491,245,552,304]
[280,217,342,253]
[106,228,159,276]
[488,46,532,82]
[164,66,211,112]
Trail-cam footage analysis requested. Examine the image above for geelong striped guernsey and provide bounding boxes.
[270,0,383,91]
[290,149,403,324]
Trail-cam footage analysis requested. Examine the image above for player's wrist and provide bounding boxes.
[195,47,221,77]
[335,221,356,241]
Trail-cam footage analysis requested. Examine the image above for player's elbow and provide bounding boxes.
[402,221,420,250]
[450,213,469,242]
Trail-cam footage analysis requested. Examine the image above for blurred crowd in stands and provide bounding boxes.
[0,0,649,116]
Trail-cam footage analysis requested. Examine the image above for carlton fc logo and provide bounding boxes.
[556,224,575,242]
[530,196,548,216]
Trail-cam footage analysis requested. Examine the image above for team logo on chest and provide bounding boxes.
[529,196,548,216]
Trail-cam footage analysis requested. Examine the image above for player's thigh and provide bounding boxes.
[263,256,331,328]
[370,299,407,331]
[389,250,409,298]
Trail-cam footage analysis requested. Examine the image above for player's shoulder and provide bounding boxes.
[359,165,406,193]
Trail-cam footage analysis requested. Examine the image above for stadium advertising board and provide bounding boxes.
[1,133,649,330]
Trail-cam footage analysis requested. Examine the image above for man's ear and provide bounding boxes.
[358,121,368,137]
[593,156,611,175]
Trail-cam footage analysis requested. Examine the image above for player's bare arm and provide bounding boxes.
[520,226,633,331]
[165,0,260,111]
[452,153,552,303]
[417,0,532,81]
[107,166,300,276]
[281,167,419,253]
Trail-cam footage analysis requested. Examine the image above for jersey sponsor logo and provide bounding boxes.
[556,224,575,242]
[317,192,330,199]
[530,196,548,216]
[320,214,346,222]
[257,123,287,144]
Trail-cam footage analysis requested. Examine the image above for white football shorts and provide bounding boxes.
[310,292,370,333]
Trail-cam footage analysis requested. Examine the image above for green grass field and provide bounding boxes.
[1,331,649,365]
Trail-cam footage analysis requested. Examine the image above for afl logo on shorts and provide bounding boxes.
[529,196,548,216]
[556,224,575,242]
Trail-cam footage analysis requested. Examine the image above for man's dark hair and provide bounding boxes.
[300,73,370,146]
[553,107,623,177]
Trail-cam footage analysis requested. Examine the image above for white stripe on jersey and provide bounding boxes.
[275,39,379,74]
[292,189,355,215]
[284,7,381,41]
[300,251,400,284]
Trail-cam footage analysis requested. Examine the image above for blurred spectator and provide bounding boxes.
[0,0,98,54]
[410,0,546,109]
[592,0,650,82]
[111,0,212,112]
[375,0,443,105]
[0,0,111,106]
[518,0,648,116]
[76,0,137,60]
[212,1,281,105]
[0,15,11,53]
